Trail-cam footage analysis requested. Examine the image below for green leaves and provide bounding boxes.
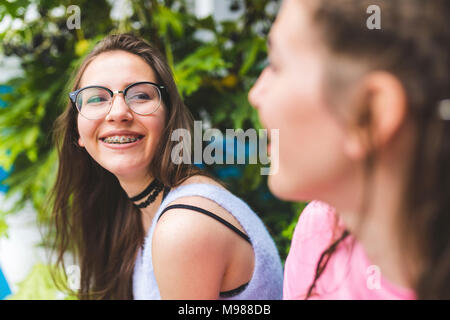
[0,0,32,20]
[154,4,185,38]
[0,217,8,239]
[239,36,267,76]
[174,45,229,97]
[7,263,76,300]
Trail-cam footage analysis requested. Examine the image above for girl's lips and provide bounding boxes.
[99,130,144,140]
[99,136,145,150]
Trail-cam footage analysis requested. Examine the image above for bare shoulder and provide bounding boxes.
[152,175,254,298]
[152,174,248,266]
[162,174,248,241]
[151,185,233,298]
[152,203,231,260]
[152,174,235,259]
[153,195,239,256]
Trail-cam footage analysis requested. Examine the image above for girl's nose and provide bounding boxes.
[105,93,133,122]
[249,68,269,110]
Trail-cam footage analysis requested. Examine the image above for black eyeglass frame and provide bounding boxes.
[69,81,167,119]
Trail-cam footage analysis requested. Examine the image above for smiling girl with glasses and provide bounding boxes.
[50,33,283,300]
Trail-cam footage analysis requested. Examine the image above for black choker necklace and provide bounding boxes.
[130,179,165,209]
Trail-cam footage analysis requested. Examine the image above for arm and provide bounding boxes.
[152,205,233,299]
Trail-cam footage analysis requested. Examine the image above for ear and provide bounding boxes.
[78,136,85,147]
[343,71,407,160]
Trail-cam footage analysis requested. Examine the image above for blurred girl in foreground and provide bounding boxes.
[250,0,450,299]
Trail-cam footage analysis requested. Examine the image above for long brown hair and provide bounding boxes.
[304,0,450,299]
[49,33,211,299]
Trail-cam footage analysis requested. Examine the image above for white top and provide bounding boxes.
[132,183,283,300]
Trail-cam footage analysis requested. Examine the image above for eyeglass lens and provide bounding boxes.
[76,83,161,119]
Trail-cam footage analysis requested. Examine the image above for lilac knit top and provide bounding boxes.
[132,183,283,300]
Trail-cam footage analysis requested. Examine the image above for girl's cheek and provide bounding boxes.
[77,117,100,147]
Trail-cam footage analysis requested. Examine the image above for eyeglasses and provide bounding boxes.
[69,81,166,120]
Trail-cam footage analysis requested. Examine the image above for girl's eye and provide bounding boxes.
[129,93,151,101]
[87,96,107,104]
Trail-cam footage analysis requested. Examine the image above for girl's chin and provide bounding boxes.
[268,173,290,199]
[101,163,150,181]
[268,172,308,202]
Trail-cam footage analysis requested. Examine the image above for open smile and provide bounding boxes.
[99,136,145,150]
[98,130,146,149]
[100,135,144,144]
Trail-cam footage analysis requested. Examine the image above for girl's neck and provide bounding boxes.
[117,172,154,199]
[328,127,418,290]
[117,173,164,235]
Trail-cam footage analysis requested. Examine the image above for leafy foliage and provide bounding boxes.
[0,0,304,297]
[6,263,76,300]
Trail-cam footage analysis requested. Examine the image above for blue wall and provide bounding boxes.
[0,85,12,193]
[0,167,8,193]
[0,267,11,300]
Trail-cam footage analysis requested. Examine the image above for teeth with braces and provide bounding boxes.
[102,136,140,144]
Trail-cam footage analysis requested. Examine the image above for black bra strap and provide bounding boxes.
[158,204,251,244]
[219,282,249,298]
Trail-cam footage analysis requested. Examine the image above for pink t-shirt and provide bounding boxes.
[283,201,416,300]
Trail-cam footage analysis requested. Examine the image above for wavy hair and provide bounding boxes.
[305,0,450,299]
[49,33,211,299]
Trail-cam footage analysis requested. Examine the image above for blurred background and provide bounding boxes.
[0,0,304,299]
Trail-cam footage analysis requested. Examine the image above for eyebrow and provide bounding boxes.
[79,81,151,90]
